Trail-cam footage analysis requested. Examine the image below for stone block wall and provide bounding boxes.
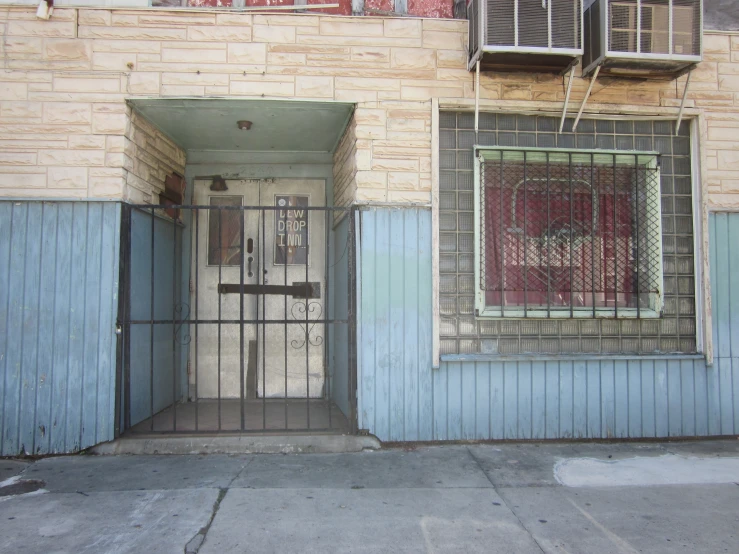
[0,8,738,208]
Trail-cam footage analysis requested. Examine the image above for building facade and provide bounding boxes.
[1,0,739,455]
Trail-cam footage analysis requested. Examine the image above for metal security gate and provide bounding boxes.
[117,193,357,434]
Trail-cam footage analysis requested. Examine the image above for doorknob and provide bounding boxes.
[264,268,268,284]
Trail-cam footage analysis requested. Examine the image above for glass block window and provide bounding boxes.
[439,112,696,355]
[476,148,662,318]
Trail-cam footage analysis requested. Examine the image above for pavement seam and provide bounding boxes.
[184,457,254,554]
[465,447,546,554]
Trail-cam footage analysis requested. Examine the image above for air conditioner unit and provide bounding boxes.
[582,0,702,79]
[468,0,584,73]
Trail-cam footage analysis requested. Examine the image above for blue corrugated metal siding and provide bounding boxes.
[357,207,739,442]
[0,201,120,456]
[358,207,434,441]
[128,208,186,427]
[709,212,739,435]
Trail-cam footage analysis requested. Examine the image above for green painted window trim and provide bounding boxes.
[473,146,664,320]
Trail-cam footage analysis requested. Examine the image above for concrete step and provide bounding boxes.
[90,433,381,455]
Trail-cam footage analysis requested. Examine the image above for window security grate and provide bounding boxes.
[478,149,662,319]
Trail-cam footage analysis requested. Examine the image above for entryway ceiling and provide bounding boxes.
[127,98,354,154]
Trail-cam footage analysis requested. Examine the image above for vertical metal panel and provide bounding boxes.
[0,201,120,456]
[357,207,433,441]
[358,208,739,442]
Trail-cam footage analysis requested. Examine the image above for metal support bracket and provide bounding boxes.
[559,61,578,134]
[675,69,692,136]
[572,65,600,133]
[474,60,480,143]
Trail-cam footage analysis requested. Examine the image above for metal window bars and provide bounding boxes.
[476,148,662,318]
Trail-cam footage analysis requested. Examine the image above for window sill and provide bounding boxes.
[475,307,662,319]
[440,353,706,363]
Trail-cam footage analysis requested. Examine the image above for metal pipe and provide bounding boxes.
[475,60,480,143]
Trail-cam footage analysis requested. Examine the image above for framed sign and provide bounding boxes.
[274,195,309,265]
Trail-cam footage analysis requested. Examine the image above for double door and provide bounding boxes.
[191,178,326,400]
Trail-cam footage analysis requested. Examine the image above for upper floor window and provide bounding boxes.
[474,147,663,319]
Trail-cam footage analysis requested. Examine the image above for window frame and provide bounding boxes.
[473,145,664,320]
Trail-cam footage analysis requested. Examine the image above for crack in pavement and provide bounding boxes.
[184,458,254,554]
[465,447,546,554]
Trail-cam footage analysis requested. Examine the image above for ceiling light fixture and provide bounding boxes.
[237,120,252,131]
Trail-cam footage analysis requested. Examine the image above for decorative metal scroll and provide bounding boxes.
[174,302,191,345]
[290,301,323,349]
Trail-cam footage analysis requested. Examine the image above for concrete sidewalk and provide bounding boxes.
[1,440,739,553]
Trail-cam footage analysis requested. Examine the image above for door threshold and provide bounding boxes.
[90,433,380,455]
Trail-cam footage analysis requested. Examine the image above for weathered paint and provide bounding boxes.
[0,201,120,456]
[357,207,434,440]
[357,207,739,442]
[127,208,186,427]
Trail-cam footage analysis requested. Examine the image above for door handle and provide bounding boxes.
[247,256,253,278]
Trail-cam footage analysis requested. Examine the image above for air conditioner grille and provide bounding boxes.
[552,0,582,49]
[487,0,515,47]
[518,0,549,48]
[469,0,479,56]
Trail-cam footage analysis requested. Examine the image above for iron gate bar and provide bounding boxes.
[172,203,177,431]
[240,202,245,431]
[127,319,347,324]
[194,208,200,431]
[217,283,320,297]
[150,207,155,431]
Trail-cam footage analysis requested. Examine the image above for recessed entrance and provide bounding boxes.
[117,99,357,435]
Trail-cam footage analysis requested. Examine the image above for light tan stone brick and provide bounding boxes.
[38,149,105,166]
[69,135,106,150]
[0,152,37,166]
[92,40,161,53]
[44,39,91,62]
[387,190,430,203]
[228,43,267,64]
[78,9,111,27]
[321,20,383,37]
[161,48,227,64]
[92,52,137,71]
[127,72,160,94]
[54,77,120,93]
[230,79,295,97]
[372,158,419,171]
[79,26,187,41]
[422,31,465,50]
[295,76,333,98]
[355,170,387,189]
[8,20,76,38]
[0,82,27,101]
[390,48,435,70]
[111,14,139,28]
[351,47,390,63]
[335,76,399,91]
[48,166,87,189]
[355,124,386,140]
[188,25,253,43]
[253,25,296,44]
[0,172,46,189]
[4,37,43,55]
[384,19,422,38]
[437,49,467,69]
[43,103,92,125]
[354,108,386,126]
[93,112,128,135]
[161,72,229,86]
[0,101,41,118]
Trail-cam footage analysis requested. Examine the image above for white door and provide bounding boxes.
[191,178,326,399]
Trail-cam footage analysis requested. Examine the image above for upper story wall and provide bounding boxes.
[0,7,738,207]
